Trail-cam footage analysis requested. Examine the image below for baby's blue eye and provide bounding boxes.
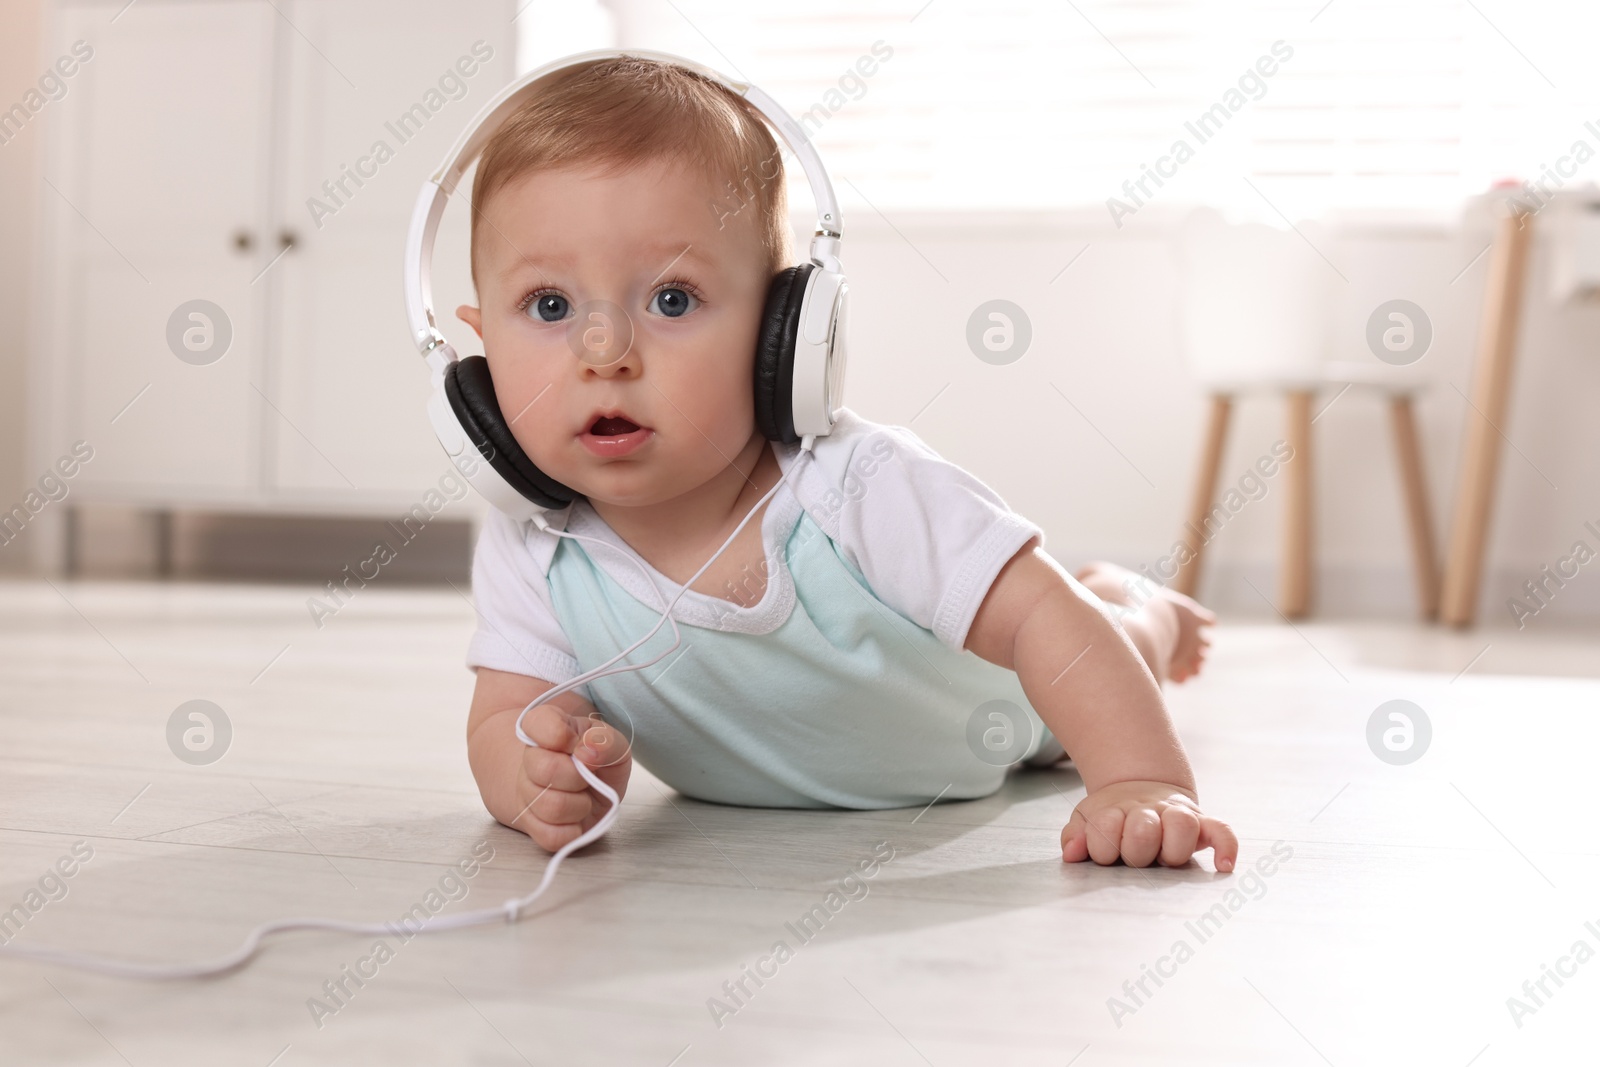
[526,293,569,322]
[651,286,696,318]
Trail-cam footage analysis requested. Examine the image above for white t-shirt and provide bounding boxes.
[465,406,1045,702]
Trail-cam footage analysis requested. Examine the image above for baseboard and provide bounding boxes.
[36,506,473,585]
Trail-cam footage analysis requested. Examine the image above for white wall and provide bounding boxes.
[833,205,1600,625]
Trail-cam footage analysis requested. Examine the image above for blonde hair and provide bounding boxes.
[468,55,793,289]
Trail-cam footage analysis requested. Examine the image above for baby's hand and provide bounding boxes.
[1061,780,1238,872]
[511,702,631,853]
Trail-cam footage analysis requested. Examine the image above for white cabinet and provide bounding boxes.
[49,1,278,497]
[35,0,513,517]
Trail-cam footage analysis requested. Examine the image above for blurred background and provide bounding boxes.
[4,6,1598,1063]
[2,0,1597,627]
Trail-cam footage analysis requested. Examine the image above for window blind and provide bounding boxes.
[591,0,1593,220]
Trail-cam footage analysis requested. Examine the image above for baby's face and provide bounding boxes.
[458,156,772,508]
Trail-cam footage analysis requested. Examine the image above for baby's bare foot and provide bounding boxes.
[1073,562,1216,684]
[1159,585,1216,683]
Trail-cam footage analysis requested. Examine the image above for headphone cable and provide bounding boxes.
[0,437,815,980]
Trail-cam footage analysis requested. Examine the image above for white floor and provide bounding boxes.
[0,578,1595,1066]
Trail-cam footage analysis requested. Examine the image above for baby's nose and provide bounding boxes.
[568,298,637,369]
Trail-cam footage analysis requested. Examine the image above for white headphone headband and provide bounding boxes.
[403,47,845,356]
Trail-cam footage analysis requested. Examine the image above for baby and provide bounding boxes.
[456,56,1238,873]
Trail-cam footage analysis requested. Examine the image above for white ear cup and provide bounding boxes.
[792,268,848,437]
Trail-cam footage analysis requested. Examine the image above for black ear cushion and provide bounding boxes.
[444,355,578,511]
[754,263,814,444]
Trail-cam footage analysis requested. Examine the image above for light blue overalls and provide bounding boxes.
[542,475,1063,809]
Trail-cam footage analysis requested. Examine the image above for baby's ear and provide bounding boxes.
[457,304,483,340]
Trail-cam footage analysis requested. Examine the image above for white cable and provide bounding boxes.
[0,437,816,981]
[0,765,620,981]
[516,437,815,743]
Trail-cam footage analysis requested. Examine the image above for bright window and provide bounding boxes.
[544,0,1597,221]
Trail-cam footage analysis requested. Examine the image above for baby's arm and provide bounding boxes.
[966,538,1239,872]
[467,668,631,852]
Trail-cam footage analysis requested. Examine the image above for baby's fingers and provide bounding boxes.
[521,700,630,767]
[509,776,588,829]
[521,806,612,854]
[1083,806,1127,865]
[575,718,631,770]
[532,782,598,826]
[1062,805,1131,865]
[1061,810,1089,862]
[506,777,602,853]
[1157,805,1201,867]
[1196,816,1239,872]
[1119,807,1164,868]
[522,744,590,791]
[522,702,584,753]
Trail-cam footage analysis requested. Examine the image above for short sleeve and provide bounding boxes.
[827,424,1044,654]
[464,508,594,704]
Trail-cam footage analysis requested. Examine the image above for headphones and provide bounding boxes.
[404,48,850,522]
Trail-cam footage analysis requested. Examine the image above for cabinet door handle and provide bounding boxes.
[232,230,255,253]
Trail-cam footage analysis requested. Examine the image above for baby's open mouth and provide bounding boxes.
[589,416,642,437]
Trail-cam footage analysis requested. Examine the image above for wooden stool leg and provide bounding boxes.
[1439,203,1534,627]
[154,509,175,579]
[64,506,79,578]
[1390,395,1440,620]
[1172,394,1233,598]
[1281,390,1314,618]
